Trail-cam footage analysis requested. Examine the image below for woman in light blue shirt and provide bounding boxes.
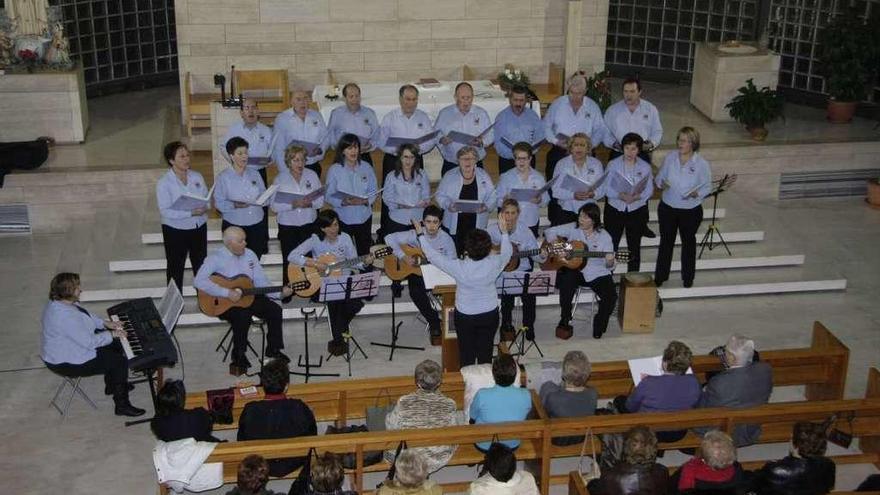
[654,126,713,288]
[325,133,379,256]
[603,132,654,273]
[214,136,268,258]
[156,141,208,291]
[382,143,431,236]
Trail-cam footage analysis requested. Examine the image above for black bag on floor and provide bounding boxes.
[325,424,383,469]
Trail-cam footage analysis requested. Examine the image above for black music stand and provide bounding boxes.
[699,174,737,258]
[291,308,339,382]
[371,282,425,361]
[497,270,556,359]
[321,272,378,376]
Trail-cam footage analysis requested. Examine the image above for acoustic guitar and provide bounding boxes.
[540,239,630,271]
[197,274,311,317]
[287,244,393,297]
[383,244,429,281]
[492,241,570,272]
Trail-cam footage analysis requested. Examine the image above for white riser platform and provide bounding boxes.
[83,255,804,303]
[139,209,728,245]
[111,230,763,272]
[173,278,846,327]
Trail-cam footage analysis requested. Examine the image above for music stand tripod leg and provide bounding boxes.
[370,291,425,360]
[291,308,339,382]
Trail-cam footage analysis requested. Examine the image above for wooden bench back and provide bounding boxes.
[186,322,849,431]
[203,367,879,494]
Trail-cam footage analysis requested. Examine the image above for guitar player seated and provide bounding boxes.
[288,210,372,357]
[194,226,292,375]
[543,203,617,340]
[487,199,546,342]
[383,205,456,345]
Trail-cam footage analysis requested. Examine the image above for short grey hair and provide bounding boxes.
[456,146,479,161]
[567,73,587,93]
[414,359,442,391]
[700,430,737,469]
[222,226,245,245]
[562,351,591,387]
[725,334,756,366]
[392,449,428,488]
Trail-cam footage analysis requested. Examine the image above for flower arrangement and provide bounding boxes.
[497,67,529,90]
[577,69,613,112]
[17,48,39,72]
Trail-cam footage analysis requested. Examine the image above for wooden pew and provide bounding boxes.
[198,367,879,495]
[185,322,849,431]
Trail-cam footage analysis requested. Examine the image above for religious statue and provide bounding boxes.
[45,22,72,68]
[4,0,49,36]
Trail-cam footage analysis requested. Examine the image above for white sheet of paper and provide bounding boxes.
[452,200,484,213]
[561,173,605,194]
[500,136,546,153]
[331,187,382,202]
[249,184,279,206]
[422,264,456,289]
[446,130,479,145]
[170,184,214,211]
[385,130,440,148]
[610,172,649,197]
[508,188,541,202]
[682,181,708,199]
[628,355,693,386]
[274,186,324,204]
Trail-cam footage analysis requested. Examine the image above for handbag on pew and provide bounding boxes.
[822,412,855,449]
[205,387,235,424]
[288,447,318,495]
[575,427,602,485]
[324,424,384,469]
[366,387,393,432]
[377,440,408,489]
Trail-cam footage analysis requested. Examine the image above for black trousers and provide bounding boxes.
[603,203,648,273]
[162,223,207,292]
[325,299,365,342]
[545,145,569,226]
[222,219,268,258]
[497,155,536,175]
[278,223,314,287]
[257,168,271,251]
[500,294,536,330]
[0,138,50,185]
[454,308,499,366]
[219,295,284,359]
[341,218,373,256]
[441,159,484,177]
[655,202,704,285]
[556,270,617,335]
[379,153,424,239]
[45,342,130,401]
[407,275,441,333]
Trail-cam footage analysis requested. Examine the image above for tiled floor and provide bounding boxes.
[1,82,878,494]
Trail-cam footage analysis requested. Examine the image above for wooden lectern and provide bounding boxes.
[433,284,460,372]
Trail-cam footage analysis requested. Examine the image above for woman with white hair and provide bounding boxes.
[378,450,442,495]
[669,430,751,494]
[540,350,598,445]
[385,359,460,473]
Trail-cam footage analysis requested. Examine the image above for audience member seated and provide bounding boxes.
[378,450,442,495]
[469,443,539,495]
[226,454,278,495]
[614,341,701,443]
[307,452,357,495]
[539,350,598,446]
[697,335,772,447]
[151,379,221,443]
[587,425,669,495]
[237,359,317,477]
[668,431,751,494]
[751,421,835,495]
[470,354,532,452]
[385,359,461,472]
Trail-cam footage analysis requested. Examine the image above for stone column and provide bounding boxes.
[564,0,583,78]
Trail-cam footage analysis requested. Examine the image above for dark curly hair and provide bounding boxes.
[792,421,828,457]
[162,141,188,167]
[225,136,249,156]
[236,454,270,494]
[260,358,290,395]
[463,229,492,260]
[492,354,518,387]
[623,425,658,465]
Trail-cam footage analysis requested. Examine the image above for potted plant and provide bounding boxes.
[816,9,879,123]
[725,78,784,141]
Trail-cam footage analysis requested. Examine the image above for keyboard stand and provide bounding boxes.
[124,367,161,427]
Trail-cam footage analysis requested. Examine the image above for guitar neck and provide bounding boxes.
[331,254,372,270]
[569,250,616,259]
[514,248,543,259]
[241,285,285,296]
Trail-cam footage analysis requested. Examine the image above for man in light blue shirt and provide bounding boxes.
[602,77,662,163]
[273,90,327,175]
[493,86,543,174]
[194,227,292,375]
[435,82,493,176]
[326,83,380,165]
[470,354,532,451]
[220,98,274,185]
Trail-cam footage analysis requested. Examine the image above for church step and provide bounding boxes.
[82,254,803,303]
[112,230,761,272]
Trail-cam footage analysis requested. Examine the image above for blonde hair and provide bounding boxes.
[49,272,80,301]
[570,132,592,150]
[284,144,306,167]
[700,431,737,469]
[677,126,701,152]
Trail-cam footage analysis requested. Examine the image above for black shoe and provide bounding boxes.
[643,227,657,238]
[105,383,135,396]
[593,327,603,339]
[656,296,664,317]
[114,402,146,417]
[281,296,293,304]
[683,280,693,288]
[231,354,252,369]
[266,349,290,363]
[327,340,348,357]
[524,327,535,341]
[391,281,404,298]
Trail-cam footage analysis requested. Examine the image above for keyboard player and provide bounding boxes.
[41,272,146,417]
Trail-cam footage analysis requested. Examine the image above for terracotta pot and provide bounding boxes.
[826,100,858,123]
[867,178,880,208]
[746,126,768,141]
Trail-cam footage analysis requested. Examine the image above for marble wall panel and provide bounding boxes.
[364,50,432,71]
[329,0,398,21]
[431,49,497,69]
[260,0,330,23]
[432,19,498,38]
[398,0,466,20]
[225,24,297,44]
[465,0,532,19]
[296,22,364,41]
[188,0,258,24]
[363,21,432,40]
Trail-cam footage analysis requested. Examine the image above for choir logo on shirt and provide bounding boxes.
[688,166,696,174]
[248,260,255,269]
[473,117,480,125]
[305,181,312,189]
[363,118,370,125]
[643,114,649,119]
[417,122,424,129]
[588,168,596,175]
[584,112,592,119]
[312,120,319,126]
[251,180,258,186]
[194,181,201,188]
[361,175,369,182]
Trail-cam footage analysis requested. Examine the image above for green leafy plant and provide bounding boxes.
[725,79,784,129]
[816,9,879,102]
[576,69,612,112]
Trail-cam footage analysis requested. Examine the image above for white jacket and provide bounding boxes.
[153,438,223,493]
[469,471,539,495]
